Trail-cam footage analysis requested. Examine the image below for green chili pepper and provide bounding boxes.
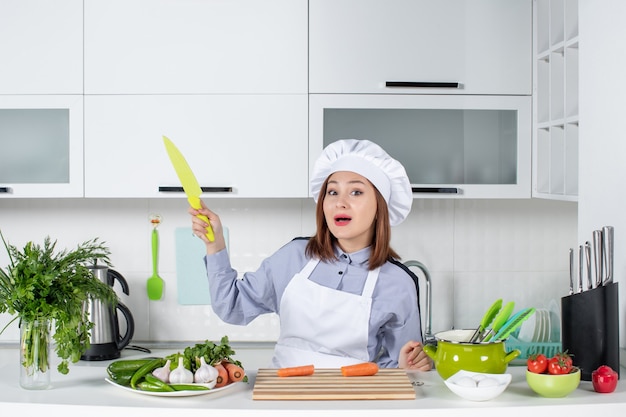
[143,374,175,392]
[107,371,133,387]
[130,358,165,389]
[169,384,211,391]
[136,381,171,392]
[107,358,156,375]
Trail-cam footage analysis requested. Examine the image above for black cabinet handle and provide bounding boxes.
[159,186,233,193]
[386,81,460,88]
[412,187,458,194]
[0,187,12,193]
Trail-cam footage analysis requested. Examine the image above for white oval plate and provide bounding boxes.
[540,309,550,342]
[548,299,561,342]
[517,312,536,342]
[533,309,544,342]
[105,378,240,397]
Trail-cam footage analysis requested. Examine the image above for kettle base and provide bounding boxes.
[80,342,122,361]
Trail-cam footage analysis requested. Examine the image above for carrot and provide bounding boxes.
[276,364,315,377]
[340,362,379,377]
[214,362,229,387]
[222,361,245,382]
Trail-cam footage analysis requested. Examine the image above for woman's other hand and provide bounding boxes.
[398,340,432,371]
[189,200,227,254]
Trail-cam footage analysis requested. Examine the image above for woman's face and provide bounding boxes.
[322,171,378,253]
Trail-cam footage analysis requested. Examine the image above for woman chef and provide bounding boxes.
[189,139,432,370]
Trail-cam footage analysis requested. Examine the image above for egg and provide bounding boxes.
[455,376,478,387]
[477,377,500,388]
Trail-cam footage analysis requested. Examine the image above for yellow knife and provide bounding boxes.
[162,135,214,241]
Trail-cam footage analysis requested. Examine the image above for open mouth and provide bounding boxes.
[333,215,352,226]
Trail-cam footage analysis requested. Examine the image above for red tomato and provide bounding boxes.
[527,353,548,374]
[592,365,618,393]
[547,352,573,375]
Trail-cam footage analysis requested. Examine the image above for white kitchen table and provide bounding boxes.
[1,344,625,416]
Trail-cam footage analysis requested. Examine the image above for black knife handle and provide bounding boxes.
[386,81,460,88]
[412,187,458,194]
[158,186,233,193]
[0,187,12,193]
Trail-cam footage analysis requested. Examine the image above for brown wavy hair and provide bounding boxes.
[305,177,400,270]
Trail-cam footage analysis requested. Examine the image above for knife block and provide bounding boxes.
[561,282,620,381]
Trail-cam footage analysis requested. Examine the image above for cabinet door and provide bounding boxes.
[84,0,307,94]
[0,0,82,94]
[310,94,531,199]
[84,95,308,198]
[0,95,84,198]
[310,0,531,95]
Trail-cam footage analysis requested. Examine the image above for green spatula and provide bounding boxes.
[493,307,536,341]
[147,215,164,300]
[481,301,515,342]
[469,298,503,342]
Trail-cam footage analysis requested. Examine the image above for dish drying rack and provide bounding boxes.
[505,335,562,365]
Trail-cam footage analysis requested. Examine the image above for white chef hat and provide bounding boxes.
[311,139,412,226]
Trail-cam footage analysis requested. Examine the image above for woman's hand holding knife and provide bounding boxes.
[189,200,227,255]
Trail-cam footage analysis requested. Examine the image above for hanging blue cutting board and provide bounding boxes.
[174,227,229,305]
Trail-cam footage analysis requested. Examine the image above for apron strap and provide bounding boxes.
[299,258,319,277]
[361,267,380,298]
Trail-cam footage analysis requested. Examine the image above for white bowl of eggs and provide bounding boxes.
[444,370,512,401]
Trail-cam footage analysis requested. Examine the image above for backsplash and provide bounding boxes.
[0,198,577,344]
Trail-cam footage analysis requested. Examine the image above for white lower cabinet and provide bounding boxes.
[84,95,308,198]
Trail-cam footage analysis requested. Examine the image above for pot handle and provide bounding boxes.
[423,344,438,360]
[504,349,521,364]
[115,301,135,350]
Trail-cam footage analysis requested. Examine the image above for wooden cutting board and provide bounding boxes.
[252,368,416,400]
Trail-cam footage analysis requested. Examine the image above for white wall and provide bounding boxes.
[0,197,577,344]
[579,1,626,346]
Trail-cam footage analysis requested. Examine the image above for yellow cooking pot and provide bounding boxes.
[423,329,521,380]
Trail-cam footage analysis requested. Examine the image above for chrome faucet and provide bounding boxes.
[403,260,434,343]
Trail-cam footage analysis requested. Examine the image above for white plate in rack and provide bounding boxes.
[542,309,551,342]
[518,310,537,343]
[532,309,544,342]
[548,299,561,342]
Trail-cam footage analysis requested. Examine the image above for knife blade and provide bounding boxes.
[585,241,593,290]
[593,230,603,287]
[602,226,614,285]
[578,245,584,293]
[163,135,215,241]
[568,248,574,295]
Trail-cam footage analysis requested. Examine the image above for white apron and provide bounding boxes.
[271,258,380,368]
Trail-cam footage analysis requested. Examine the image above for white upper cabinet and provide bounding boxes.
[0,1,83,198]
[0,95,84,198]
[84,0,307,94]
[309,0,532,95]
[83,0,309,199]
[0,0,82,94]
[310,94,532,199]
[84,95,308,198]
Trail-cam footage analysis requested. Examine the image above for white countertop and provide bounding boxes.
[1,344,625,416]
